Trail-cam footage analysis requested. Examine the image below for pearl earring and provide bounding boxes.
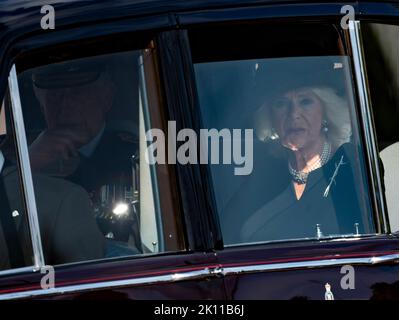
[271,128,279,140]
[322,120,329,133]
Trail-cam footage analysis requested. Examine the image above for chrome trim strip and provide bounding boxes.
[8,65,45,270]
[222,254,399,276]
[348,21,389,233]
[0,268,213,300]
[225,233,380,248]
[0,266,35,277]
[1,254,399,299]
[138,52,164,252]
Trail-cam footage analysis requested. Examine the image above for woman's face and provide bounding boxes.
[271,87,324,151]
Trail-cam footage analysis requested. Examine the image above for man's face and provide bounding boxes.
[34,74,114,146]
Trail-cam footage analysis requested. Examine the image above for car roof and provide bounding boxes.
[0,0,396,56]
[0,0,396,29]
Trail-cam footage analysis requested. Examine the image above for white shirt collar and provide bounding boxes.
[79,125,105,158]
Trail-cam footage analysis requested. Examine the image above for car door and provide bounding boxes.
[0,5,225,300]
[180,3,399,300]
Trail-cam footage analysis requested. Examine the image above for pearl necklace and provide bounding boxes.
[288,141,332,184]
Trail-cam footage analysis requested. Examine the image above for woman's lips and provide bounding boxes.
[287,128,306,135]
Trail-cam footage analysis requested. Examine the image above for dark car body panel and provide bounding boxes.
[0,252,225,299]
[218,236,399,299]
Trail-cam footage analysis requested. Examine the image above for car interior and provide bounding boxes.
[14,46,161,260]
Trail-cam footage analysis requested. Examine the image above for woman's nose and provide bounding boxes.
[288,100,302,119]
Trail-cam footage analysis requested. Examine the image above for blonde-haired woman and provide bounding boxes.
[240,73,371,243]
[254,86,352,200]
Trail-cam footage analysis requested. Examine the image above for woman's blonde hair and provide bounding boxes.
[254,86,352,149]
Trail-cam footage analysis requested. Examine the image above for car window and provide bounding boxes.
[0,92,34,271]
[189,23,376,245]
[16,43,185,265]
[362,22,399,233]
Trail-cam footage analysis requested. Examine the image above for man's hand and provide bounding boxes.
[29,128,90,172]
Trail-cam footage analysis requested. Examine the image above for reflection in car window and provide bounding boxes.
[16,48,184,265]
[191,25,376,245]
[362,23,399,233]
[0,95,34,271]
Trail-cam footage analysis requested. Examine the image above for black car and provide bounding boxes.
[0,0,398,300]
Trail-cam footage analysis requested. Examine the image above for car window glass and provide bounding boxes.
[16,47,184,265]
[190,24,376,245]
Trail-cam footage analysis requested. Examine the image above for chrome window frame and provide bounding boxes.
[0,65,45,278]
[8,65,45,270]
[348,20,389,234]
[138,53,165,252]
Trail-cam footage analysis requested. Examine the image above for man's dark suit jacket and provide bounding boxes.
[221,142,372,245]
[0,167,106,271]
[68,130,137,193]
